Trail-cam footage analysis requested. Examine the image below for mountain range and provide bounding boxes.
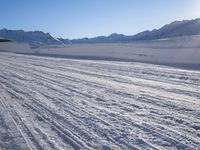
[0,18,200,46]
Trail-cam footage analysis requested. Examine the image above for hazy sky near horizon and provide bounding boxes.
[0,0,200,38]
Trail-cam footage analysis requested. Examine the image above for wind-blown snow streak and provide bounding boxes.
[0,52,199,150]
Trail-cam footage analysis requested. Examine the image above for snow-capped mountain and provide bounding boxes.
[0,29,62,46]
[131,18,200,40]
[0,18,200,45]
[72,18,200,43]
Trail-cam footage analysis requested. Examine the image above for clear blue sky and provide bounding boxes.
[0,0,199,38]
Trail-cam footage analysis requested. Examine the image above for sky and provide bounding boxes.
[0,0,200,39]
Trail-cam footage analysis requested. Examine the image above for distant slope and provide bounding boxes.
[0,18,200,45]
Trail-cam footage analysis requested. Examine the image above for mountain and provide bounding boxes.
[72,18,200,43]
[131,18,200,40]
[71,33,126,43]
[0,29,62,47]
[0,18,200,45]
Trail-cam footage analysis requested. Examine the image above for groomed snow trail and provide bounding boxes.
[0,52,200,150]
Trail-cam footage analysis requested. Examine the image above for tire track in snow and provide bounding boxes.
[0,52,200,150]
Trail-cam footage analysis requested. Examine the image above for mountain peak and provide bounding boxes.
[109,33,125,37]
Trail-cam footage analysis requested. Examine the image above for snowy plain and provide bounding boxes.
[1,35,200,70]
[0,52,200,150]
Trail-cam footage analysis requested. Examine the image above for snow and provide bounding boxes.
[0,52,199,150]
[1,35,200,70]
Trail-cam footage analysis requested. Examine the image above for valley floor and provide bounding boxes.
[0,52,200,150]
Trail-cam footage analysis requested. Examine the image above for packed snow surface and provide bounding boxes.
[0,52,200,150]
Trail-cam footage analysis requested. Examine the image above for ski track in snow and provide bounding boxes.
[0,52,200,150]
